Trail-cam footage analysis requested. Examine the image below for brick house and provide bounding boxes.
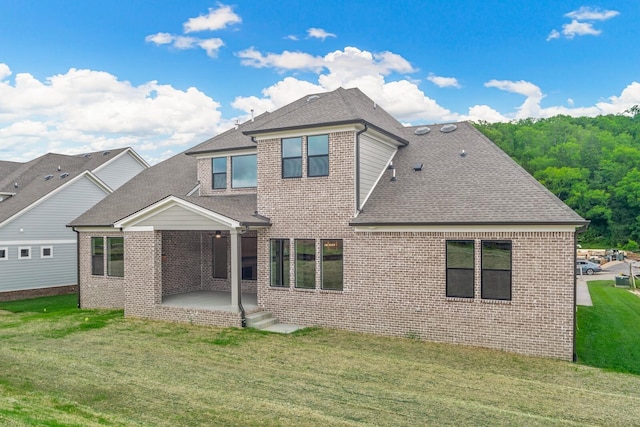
[69,88,587,360]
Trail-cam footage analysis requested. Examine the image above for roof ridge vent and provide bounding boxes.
[307,95,320,102]
[414,126,431,135]
[44,174,54,181]
[60,172,69,179]
[83,153,91,158]
[103,151,110,156]
[413,163,424,171]
[440,124,457,133]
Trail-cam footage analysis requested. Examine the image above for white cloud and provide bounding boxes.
[565,7,619,21]
[145,32,173,45]
[183,4,241,33]
[548,7,619,41]
[567,98,574,106]
[307,28,336,40]
[546,29,560,41]
[285,35,299,41]
[232,47,454,123]
[0,64,222,163]
[236,47,325,72]
[427,73,461,88]
[562,20,601,38]
[461,105,509,123]
[481,78,640,121]
[146,4,237,58]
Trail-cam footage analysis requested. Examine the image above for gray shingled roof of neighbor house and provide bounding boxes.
[0,148,129,222]
[69,152,199,227]
[351,122,587,225]
[187,87,408,155]
[0,160,23,178]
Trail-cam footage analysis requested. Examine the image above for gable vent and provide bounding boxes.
[440,124,457,133]
[414,126,431,135]
[60,172,69,179]
[44,174,54,181]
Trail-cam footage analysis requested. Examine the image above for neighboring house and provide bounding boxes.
[70,88,587,360]
[0,148,148,300]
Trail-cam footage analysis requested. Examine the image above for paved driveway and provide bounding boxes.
[576,260,639,306]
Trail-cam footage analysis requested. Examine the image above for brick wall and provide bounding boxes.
[0,285,78,302]
[254,130,575,360]
[161,231,202,296]
[78,231,126,309]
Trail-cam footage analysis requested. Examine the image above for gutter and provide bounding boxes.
[73,227,81,309]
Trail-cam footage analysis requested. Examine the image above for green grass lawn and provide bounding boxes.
[1,294,640,426]
[576,280,640,374]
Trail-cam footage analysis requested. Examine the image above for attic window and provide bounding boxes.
[414,126,431,135]
[440,124,457,133]
[307,95,320,102]
[44,175,54,181]
[60,173,69,179]
[413,163,424,171]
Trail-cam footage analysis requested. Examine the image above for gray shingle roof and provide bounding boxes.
[0,148,130,223]
[69,152,199,227]
[351,122,587,225]
[0,160,23,179]
[187,87,408,155]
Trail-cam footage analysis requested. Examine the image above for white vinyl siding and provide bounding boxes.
[0,243,77,292]
[135,205,220,229]
[359,134,397,208]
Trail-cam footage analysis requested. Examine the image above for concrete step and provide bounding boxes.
[246,311,276,328]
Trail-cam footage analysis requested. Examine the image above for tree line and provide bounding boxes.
[474,108,640,250]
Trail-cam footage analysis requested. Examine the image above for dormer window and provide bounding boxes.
[282,137,302,178]
[308,134,329,177]
[212,157,227,189]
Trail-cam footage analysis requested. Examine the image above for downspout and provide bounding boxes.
[355,124,368,214]
[73,228,81,308]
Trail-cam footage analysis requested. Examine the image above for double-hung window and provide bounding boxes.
[282,137,302,178]
[270,239,290,287]
[321,239,343,290]
[481,241,512,300]
[91,237,104,275]
[295,239,315,289]
[446,240,475,298]
[307,135,329,177]
[212,157,227,189]
[107,237,124,277]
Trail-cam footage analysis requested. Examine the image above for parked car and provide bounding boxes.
[576,260,602,275]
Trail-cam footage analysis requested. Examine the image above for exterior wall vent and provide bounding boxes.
[440,124,457,133]
[414,126,431,135]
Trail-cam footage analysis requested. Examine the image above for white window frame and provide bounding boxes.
[0,247,7,261]
[41,246,53,259]
[18,246,31,260]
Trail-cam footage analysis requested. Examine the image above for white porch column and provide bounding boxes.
[230,228,242,310]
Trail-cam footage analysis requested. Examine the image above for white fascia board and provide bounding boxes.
[192,148,257,160]
[0,171,112,230]
[91,148,150,173]
[251,124,361,142]
[114,195,241,230]
[362,128,405,148]
[353,224,581,233]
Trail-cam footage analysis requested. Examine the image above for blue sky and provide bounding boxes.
[0,1,638,164]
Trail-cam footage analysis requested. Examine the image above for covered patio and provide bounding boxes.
[114,194,270,325]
